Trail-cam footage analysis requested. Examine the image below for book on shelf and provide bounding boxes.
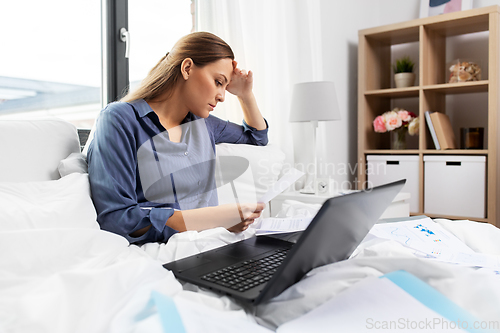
[427,111,457,150]
[424,111,440,150]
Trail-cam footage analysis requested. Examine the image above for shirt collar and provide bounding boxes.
[129,99,155,118]
[129,98,199,123]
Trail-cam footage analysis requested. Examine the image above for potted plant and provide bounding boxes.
[393,56,415,88]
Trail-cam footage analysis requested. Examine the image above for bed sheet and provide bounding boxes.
[2,175,500,332]
[138,219,500,331]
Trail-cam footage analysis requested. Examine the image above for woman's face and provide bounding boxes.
[182,58,234,118]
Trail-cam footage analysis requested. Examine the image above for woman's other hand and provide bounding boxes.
[226,202,265,233]
[179,202,265,233]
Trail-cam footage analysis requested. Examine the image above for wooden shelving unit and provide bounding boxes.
[358,6,500,226]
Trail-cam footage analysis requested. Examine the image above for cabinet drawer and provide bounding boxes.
[424,155,486,218]
[367,155,419,213]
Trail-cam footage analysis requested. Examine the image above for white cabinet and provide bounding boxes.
[367,155,419,213]
[424,155,486,218]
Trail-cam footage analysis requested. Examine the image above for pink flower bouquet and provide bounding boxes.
[373,108,419,135]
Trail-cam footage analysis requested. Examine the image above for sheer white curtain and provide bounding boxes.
[195,0,324,185]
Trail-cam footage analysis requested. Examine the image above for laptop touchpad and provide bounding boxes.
[215,244,269,258]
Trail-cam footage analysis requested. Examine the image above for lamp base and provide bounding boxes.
[299,184,316,194]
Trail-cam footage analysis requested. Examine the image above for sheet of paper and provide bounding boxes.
[277,271,486,333]
[371,217,475,254]
[255,217,312,235]
[370,217,500,269]
[257,168,305,204]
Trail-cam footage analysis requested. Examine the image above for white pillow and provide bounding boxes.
[0,118,81,182]
[215,144,285,205]
[58,152,89,177]
[0,173,99,231]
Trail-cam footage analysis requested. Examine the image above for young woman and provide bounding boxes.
[87,32,268,245]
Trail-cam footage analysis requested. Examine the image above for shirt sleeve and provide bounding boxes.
[205,115,269,146]
[87,105,178,244]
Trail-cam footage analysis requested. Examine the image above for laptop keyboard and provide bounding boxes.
[201,248,289,292]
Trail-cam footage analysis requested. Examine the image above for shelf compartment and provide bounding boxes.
[422,90,489,150]
[362,33,420,91]
[424,13,490,37]
[363,95,419,150]
[422,27,489,85]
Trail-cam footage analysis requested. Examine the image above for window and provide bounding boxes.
[0,0,193,130]
[0,0,101,129]
[128,0,192,92]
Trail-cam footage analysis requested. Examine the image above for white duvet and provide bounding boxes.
[1,173,500,333]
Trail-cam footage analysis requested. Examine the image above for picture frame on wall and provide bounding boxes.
[419,0,473,18]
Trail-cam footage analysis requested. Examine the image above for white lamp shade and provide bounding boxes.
[289,81,341,122]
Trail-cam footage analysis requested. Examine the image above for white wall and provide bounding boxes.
[310,0,498,191]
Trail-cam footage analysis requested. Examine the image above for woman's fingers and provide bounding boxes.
[238,202,266,220]
[227,218,255,233]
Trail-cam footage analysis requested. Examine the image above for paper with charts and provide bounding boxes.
[370,217,500,269]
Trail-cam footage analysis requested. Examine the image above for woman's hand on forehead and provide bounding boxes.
[226,61,253,97]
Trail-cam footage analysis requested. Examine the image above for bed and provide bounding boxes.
[1,118,500,333]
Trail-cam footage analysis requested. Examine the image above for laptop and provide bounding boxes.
[163,179,406,305]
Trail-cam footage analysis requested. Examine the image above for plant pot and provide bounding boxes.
[394,72,415,88]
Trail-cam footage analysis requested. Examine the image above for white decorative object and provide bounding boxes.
[289,81,341,194]
[419,0,473,18]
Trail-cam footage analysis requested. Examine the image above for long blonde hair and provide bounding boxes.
[121,32,234,103]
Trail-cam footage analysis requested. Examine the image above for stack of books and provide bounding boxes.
[425,111,457,150]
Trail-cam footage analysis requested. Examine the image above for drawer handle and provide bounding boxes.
[386,161,399,165]
[446,161,461,166]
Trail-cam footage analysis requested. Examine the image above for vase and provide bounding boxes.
[394,72,415,88]
[391,128,407,150]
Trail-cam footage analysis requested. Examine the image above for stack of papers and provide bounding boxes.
[370,217,500,269]
[254,217,313,235]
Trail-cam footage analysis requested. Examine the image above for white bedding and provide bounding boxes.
[1,173,500,332]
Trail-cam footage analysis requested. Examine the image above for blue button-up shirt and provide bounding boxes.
[87,99,268,245]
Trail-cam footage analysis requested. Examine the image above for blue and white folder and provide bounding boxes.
[276,270,498,333]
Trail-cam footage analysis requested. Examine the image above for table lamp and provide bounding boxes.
[289,81,341,194]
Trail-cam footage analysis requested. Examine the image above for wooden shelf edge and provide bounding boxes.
[363,150,488,155]
[364,81,488,96]
[359,5,499,37]
[364,150,420,154]
[423,81,489,94]
[365,86,420,97]
[422,149,488,155]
